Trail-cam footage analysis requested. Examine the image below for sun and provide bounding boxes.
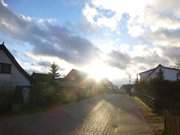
[86,66,106,81]
[81,59,117,81]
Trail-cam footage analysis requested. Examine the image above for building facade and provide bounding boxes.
[139,64,180,81]
[0,43,31,90]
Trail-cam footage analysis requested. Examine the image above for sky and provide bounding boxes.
[0,0,180,85]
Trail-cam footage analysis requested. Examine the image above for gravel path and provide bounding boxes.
[0,94,153,135]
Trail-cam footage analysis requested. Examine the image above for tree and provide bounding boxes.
[49,63,60,79]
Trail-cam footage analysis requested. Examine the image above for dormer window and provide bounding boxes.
[0,63,11,74]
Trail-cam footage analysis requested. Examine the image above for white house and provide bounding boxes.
[139,64,180,81]
[0,42,31,90]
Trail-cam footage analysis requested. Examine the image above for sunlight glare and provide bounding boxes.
[81,59,124,81]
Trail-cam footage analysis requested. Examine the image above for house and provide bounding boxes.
[64,69,114,90]
[139,64,180,81]
[0,42,31,90]
[63,69,90,88]
[64,69,87,81]
[120,84,133,95]
[101,79,115,91]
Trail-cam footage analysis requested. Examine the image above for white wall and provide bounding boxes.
[140,70,153,81]
[0,50,30,89]
[140,66,179,81]
[150,67,178,81]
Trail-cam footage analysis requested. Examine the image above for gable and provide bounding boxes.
[140,65,180,81]
[65,69,86,81]
[0,44,31,82]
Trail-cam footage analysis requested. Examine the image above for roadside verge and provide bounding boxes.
[133,96,164,135]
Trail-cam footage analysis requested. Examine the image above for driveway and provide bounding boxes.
[0,94,153,135]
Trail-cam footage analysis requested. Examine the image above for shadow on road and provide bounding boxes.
[0,94,153,135]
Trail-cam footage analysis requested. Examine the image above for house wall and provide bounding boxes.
[140,67,179,81]
[150,67,178,81]
[140,70,153,81]
[0,50,30,89]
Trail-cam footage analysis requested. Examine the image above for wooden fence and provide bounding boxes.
[164,111,180,135]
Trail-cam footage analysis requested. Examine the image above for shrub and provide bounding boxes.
[30,84,57,106]
[161,130,168,135]
[58,89,78,103]
[0,89,15,113]
[135,79,180,112]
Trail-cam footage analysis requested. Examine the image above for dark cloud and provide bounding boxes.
[0,2,100,65]
[141,27,180,65]
[133,53,169,67]
[38,61,51,67]
[106,49,170,70]
[162,46,180,61]
[157,29,180,39]
[107,51,130,69]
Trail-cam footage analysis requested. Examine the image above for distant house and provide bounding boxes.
[0,43,31,90]
[139,64,180,81]
[101,79,114,91]
[63,69,89,89]
[64,69,115,90]
[64,69,87,81]
[120,84,133,95]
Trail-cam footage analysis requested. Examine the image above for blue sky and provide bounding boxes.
[0,0,180,85]
[7,0,83,24]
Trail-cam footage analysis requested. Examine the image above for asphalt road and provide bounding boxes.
[0,94,153,135]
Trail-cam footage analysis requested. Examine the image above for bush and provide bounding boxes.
[0,89,15,113]
[161,130,168,135]
[30,84,58,106]
[135,79,180,112]
[30,73,111,107]
[58,89,78,103]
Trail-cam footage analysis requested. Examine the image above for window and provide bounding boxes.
[0,63,11,74]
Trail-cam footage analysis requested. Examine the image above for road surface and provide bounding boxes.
[0,94,153,135]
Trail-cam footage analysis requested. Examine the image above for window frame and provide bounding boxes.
[0,63,12,74]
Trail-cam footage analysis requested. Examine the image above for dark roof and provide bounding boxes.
[0,42,31,81]
[139,64,180,78]
[139,66,157,75]
[160,65,180,72]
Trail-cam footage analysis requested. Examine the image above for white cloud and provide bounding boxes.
[83,0,154,32]
[26,52,73,75]
[1,0,7,7]
[83,4,98,24]
[83,0,180,37]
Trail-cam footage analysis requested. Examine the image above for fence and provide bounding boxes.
[164,111,180,135]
